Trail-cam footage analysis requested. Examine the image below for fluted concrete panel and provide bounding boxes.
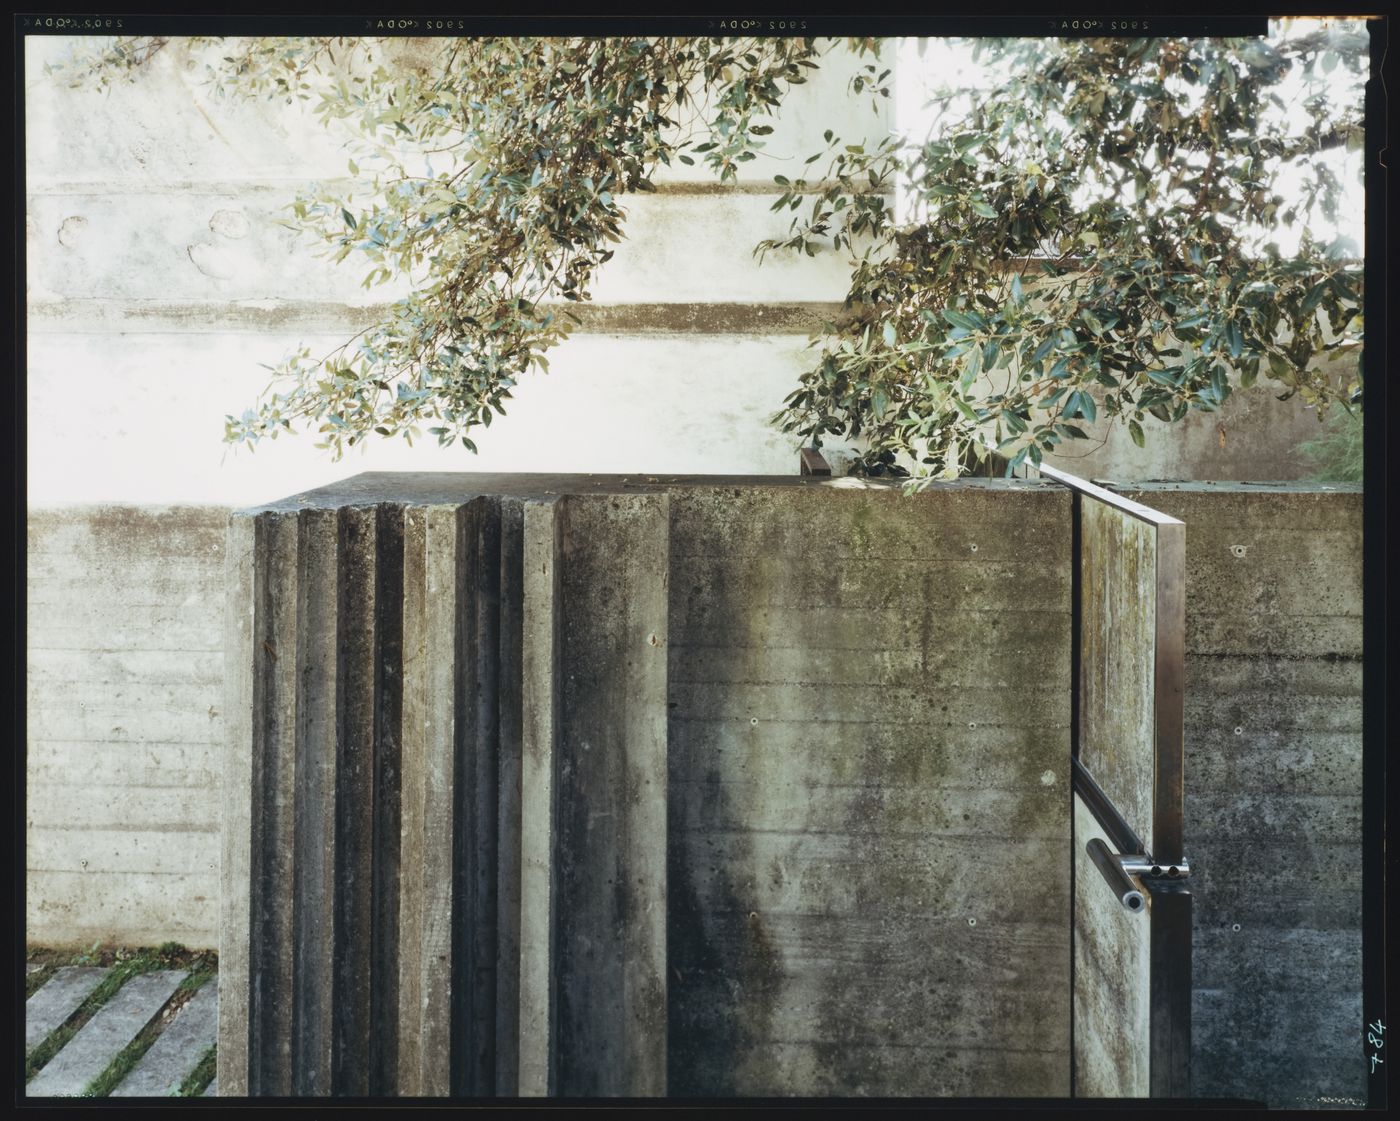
[249,511,299,1096]
[453,500,502,1096]
[518,499,562,1098]
[397,505,462,1096]
[292,508,339,1095]
[495,498,526,1096]
[219,513,255,1096]
[553,493,670,1097]
[330,505,391,1095]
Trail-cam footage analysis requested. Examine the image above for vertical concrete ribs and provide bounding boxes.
[221,493,670,1097]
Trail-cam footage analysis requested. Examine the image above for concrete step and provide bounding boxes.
[26,970,185,1097]
[110,982,218,1097]
[26,967,109,1052]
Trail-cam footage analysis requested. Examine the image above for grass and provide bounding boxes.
[177,1044,218,1096]
[26,964,55,999]
[25,942,218,1095]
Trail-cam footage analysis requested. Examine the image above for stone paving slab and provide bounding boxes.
[204,1077,218,1096]
[111,982,218,1097]
[26,970,185,1097]
[26,967,109,1051]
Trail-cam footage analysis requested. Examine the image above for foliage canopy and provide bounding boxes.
[53,28,1366,478]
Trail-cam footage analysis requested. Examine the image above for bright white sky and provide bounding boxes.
[893,19,1367,258]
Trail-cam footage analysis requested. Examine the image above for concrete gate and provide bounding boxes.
[217,472,1189,1098]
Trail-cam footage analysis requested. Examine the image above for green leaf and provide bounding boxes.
[942,308,982,332]
[1128,419,1145,448]
[970,199,998,219]
[1225,321,1243,360]
[960,343,983,390]
[341,208,357,230]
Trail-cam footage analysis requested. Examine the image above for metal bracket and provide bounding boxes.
[1117,855,1192,882]
[1088,838,1192,913]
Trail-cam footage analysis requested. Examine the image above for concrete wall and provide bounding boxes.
[217,475,1072,1097]
[24,35,891,508]
[26,506,228,948]
[26,480,1363,1102]
[666,483,1072,1096]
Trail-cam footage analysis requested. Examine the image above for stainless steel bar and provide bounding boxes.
[1152,520,1186,865]
[1086,838,1146,912]
[1037,463,1186,529]
[1072,757,1145,859]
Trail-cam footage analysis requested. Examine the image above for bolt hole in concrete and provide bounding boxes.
[1231,544,1248,558]
[967,918,977,927]
[970,543,979,552]
[750,717,758,726]
[1232,923,1242,932]
[1234,726,1244,736]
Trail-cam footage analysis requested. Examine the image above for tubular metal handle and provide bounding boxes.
[1087,838,1146,912]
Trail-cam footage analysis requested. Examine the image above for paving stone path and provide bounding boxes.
[25,967,109,1051]
[111,983,218,1097]
[25,966,218,1098]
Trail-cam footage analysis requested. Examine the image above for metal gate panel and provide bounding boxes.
[1080,501,1160,855]
[1038,466,1191,1100]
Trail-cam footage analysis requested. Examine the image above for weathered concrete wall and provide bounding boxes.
[1119,483,1364,1108]
[26,506,228,949]
[218,475,1072,1097]
[24,36,890,507]
[27,480,1364,1103]
[1031,351,1359,485]
[665,483,1073,1096]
